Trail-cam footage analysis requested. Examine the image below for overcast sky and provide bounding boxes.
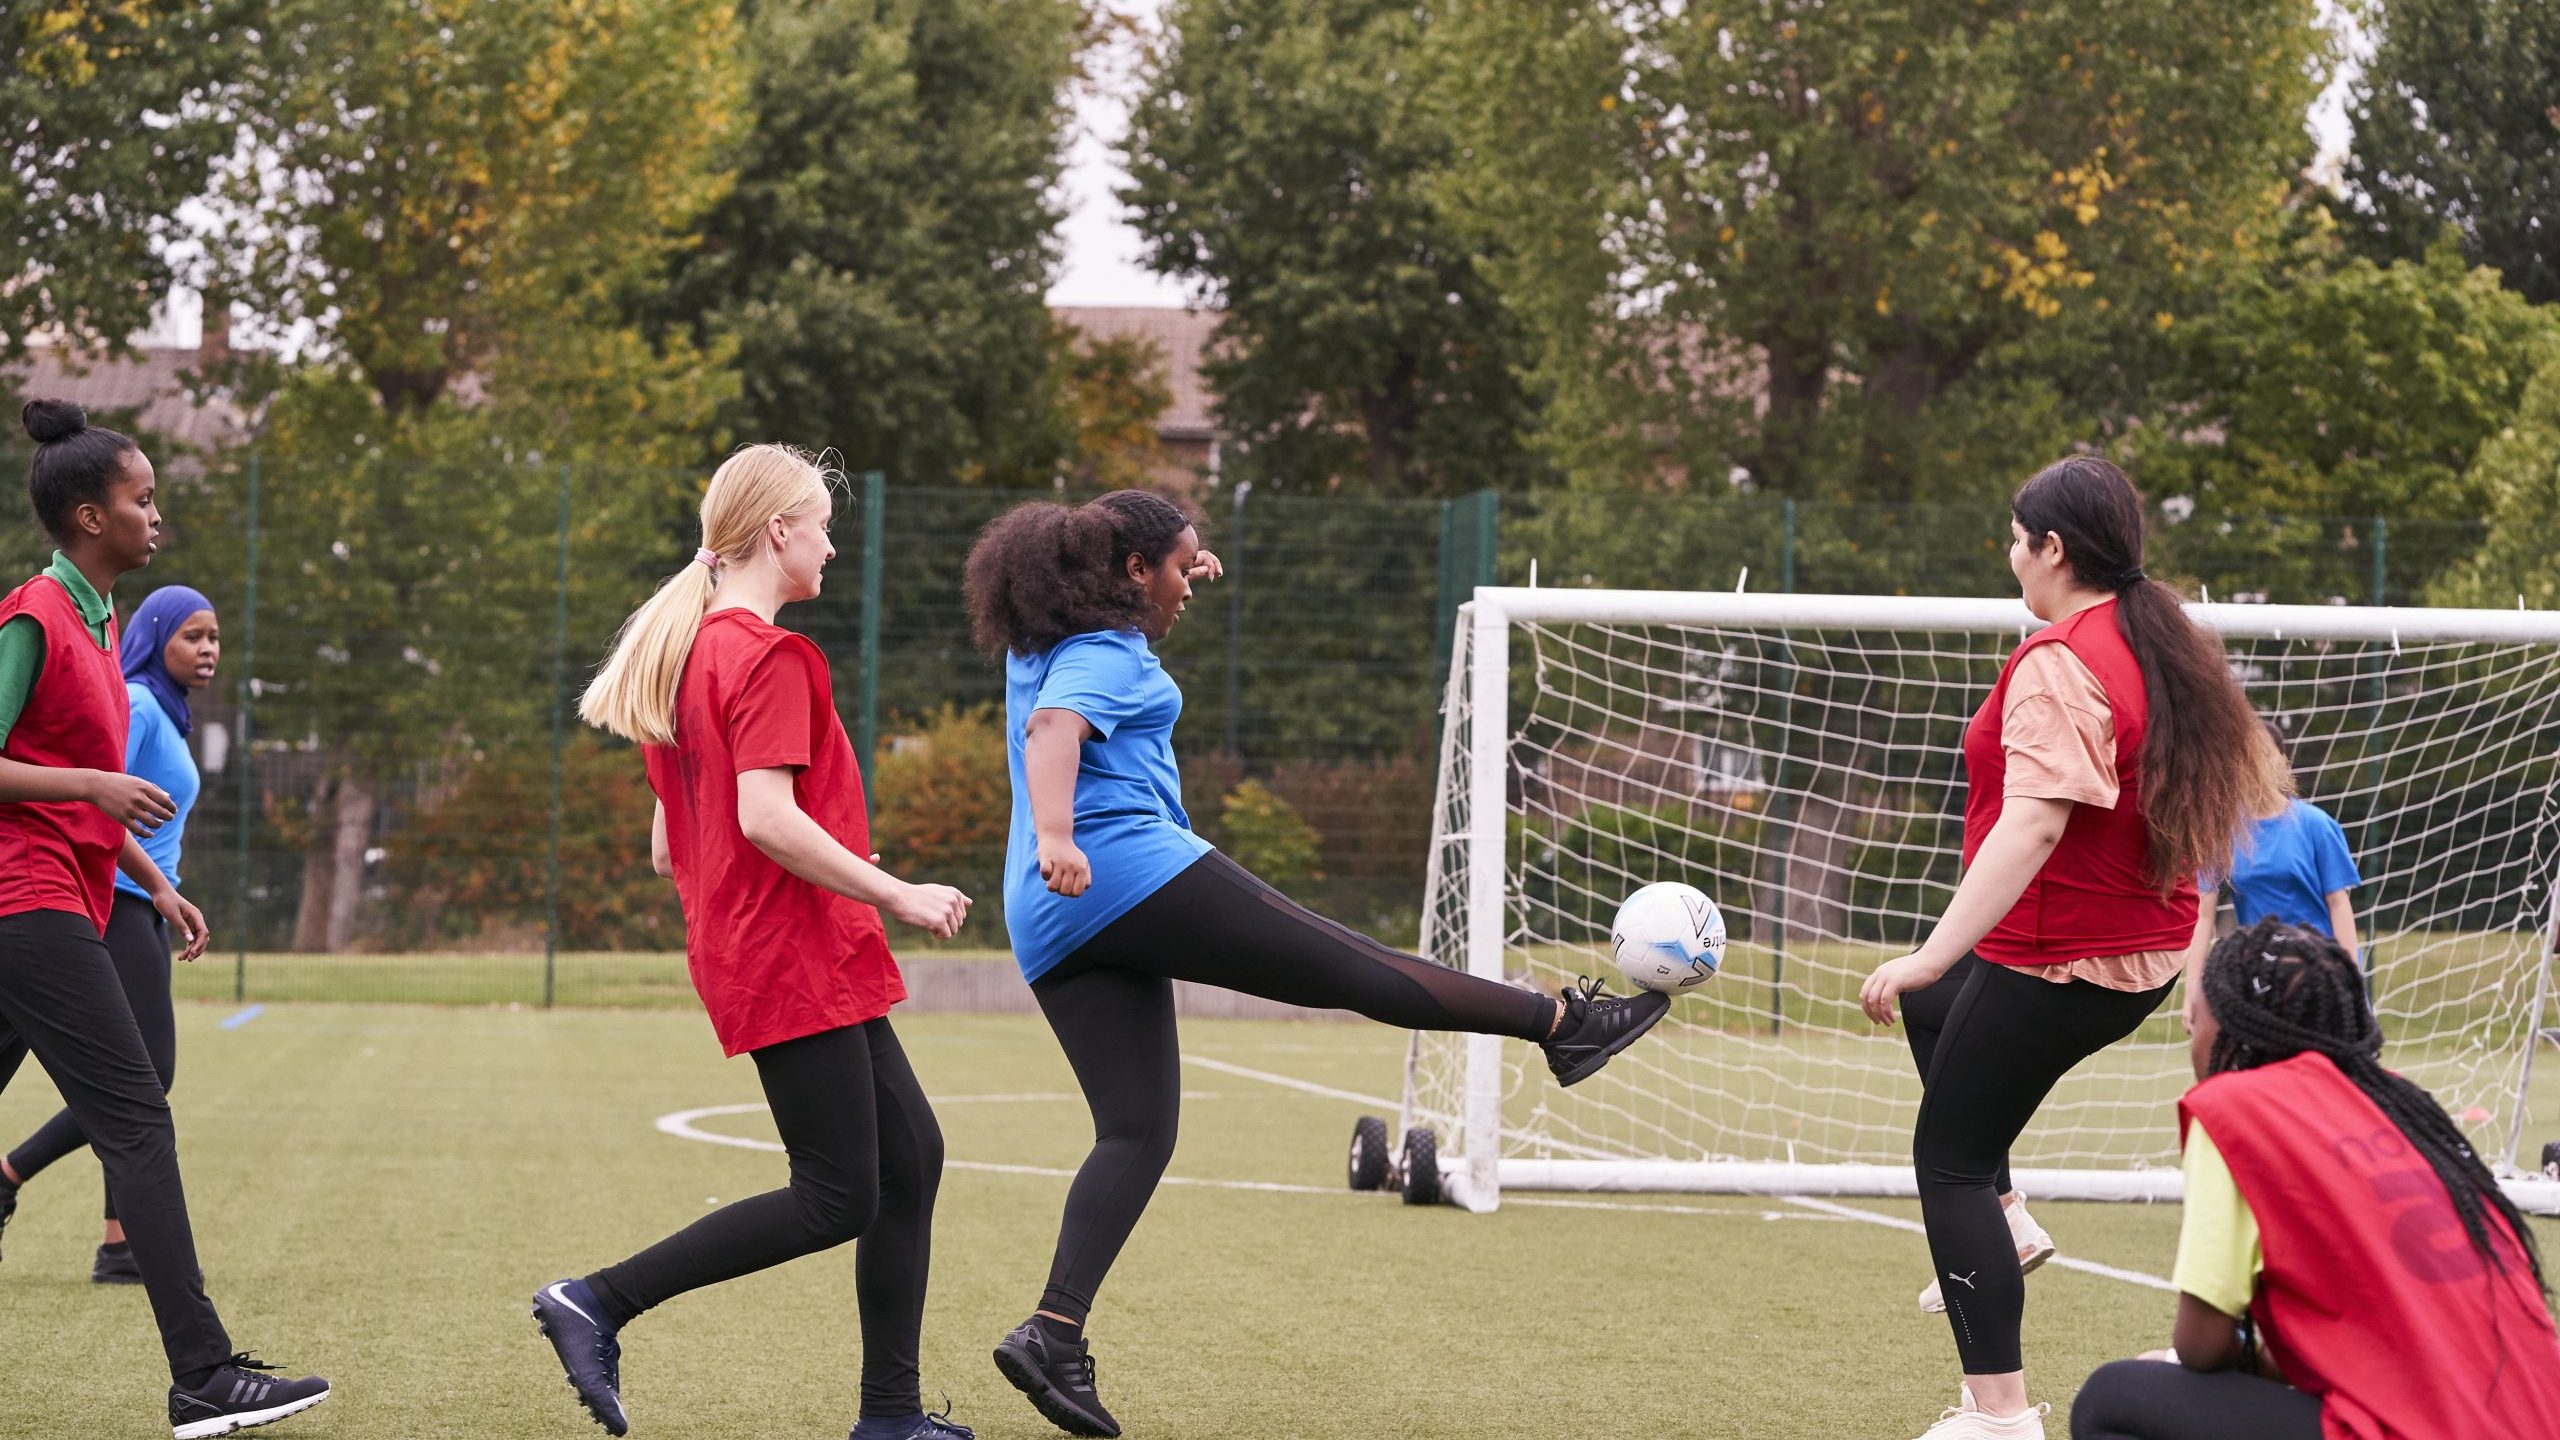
[1047,0,1188,308]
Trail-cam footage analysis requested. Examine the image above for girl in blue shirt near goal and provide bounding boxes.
[963,490,1671,1439]
[2184,721,2363,1026]
[0,582,218,1285]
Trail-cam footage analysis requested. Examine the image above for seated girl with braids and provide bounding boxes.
[2071,919,2560,1440]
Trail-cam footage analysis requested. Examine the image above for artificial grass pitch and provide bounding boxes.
[0,1002,2549,1439]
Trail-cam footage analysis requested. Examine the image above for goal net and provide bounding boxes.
[1407,589,2560,1214]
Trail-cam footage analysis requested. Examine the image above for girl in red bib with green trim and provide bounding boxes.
[2073,919,2560,1439]
[0,400,330,1438]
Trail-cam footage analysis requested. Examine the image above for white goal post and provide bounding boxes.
[1407,588,2560,1216]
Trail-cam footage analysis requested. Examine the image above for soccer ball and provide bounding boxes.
[1609,882,1726,994]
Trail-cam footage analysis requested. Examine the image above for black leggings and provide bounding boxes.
[1901,955,2170,1375]
[584,1019,943,1420]
[0,908,230,1385]
[1028,851,1554,1322]
[7,892,177,1220]
[2069,1359,2321,1440]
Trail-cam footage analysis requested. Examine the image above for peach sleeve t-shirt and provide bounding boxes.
[1997,644,2186,992]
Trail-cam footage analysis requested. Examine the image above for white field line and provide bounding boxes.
[659,1062,2181,1291]
[1779,1195,2176,1292]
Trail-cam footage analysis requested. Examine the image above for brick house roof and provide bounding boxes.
[1053,305,1222,443]
[6,339,245,453]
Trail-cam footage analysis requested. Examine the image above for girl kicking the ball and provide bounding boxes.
[1858,457,2292,1440]
[534,444,973,1440]
[962,489,1672,1438]
[2071,919,2560,1439]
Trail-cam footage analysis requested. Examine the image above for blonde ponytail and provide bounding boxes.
[578,443,832,744]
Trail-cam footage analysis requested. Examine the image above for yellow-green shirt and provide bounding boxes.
[2173,1121,2265,1318]
[0,553,115,746]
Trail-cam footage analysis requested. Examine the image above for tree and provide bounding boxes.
[2,1,259,359]
[2337,0,2560,305]
[198,0,743,950]
[2430,353,2560,608]
[1056,326,1176,490]
[2138,231,2558,522]
[1123,0,1549,497]
[1437,0,2330,501]
[659,0,1083,484]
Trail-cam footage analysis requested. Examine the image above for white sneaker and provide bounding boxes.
[1918,1193,2057,1314]
[1909,1383,2049,1439]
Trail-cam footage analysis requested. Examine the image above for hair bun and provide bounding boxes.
[21,398,88,445]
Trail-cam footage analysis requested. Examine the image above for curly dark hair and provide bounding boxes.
[964,490,1195,657]
[2203,918,2545,1295]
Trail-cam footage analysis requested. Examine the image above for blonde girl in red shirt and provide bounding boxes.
[532,444,973,1440]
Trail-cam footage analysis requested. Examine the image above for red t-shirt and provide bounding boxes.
[0,574,128,936]
[643,610,902,1056]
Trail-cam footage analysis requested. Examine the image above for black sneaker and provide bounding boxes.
[167,1354,330,1438]
[533,1278,627,1435]
[0,1179,16,1262]
[1541,976,1671,1087]
[94,1241,144,1285]
[993,1318,1120,1438]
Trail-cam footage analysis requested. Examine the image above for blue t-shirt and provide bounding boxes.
[114,681,201,899]
[1003,630,1212,980]
[2218,799,2361,942]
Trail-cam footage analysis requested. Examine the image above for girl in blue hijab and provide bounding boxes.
[0,583,218,1284]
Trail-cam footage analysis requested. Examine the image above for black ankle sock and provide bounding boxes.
[1033,1314,1082,1346]
[173,1361,222,1393]
[99,1241,130,1255]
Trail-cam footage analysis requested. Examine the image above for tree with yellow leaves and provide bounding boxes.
[193,0,746,951]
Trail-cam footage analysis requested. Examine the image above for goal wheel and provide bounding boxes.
[2542,1139,2560,1179]
[1399,1127,1442,1206]
[1348,1116,1390,1191]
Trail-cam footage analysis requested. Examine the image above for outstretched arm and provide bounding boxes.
[1860,795,2072,1023]
[735,767,969,937]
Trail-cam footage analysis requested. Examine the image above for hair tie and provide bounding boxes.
[2118,567,2147,588]
[694,547,721,571]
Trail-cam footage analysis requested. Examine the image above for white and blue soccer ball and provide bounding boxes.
[1608,881,1726,994]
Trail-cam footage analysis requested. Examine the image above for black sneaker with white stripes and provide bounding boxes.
[993,1317,1119,1438]
[167,1354,330,1439]
[533,1277,628,1435]
[1540,976,1672,1087]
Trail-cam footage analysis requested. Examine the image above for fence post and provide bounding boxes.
[1781,497,1796,595]
[2370,514,2388,607]
[542,465,572,1008]
[854,471,885,795]
[1435,490,1499,689]
[234,455,258,1004]
[1224,481,1249,755]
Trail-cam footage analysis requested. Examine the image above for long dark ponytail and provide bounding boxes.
[964,489,1194,657]
[2012,456,2289,889]
[2203,919,2546,1294]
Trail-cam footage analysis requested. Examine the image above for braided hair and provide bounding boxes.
[2203,918,2546,1293]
